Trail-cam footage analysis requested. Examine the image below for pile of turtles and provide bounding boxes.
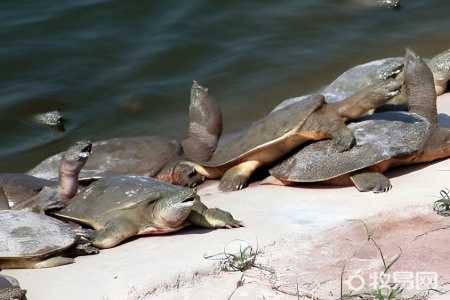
[1,47,450,297]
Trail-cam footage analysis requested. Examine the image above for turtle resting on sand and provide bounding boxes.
[0,210,98,269]
[267,48,450,192]
[1,140,92,211]
[182,76,402,192]
[0,274,27,300]
[52,175,244,249]
[27,136,204,187]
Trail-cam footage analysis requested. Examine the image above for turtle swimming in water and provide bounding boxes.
[1,140,92,211]
[27,136,204,188]
[52,175,244,249]
[181,76,402,192]
[267,48,450,192]
[0,210,98,269]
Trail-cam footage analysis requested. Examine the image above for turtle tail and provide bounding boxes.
[182,80,222,162]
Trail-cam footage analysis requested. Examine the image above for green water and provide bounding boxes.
[1,0,449,172]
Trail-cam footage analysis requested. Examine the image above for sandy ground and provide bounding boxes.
[2,96,450,299]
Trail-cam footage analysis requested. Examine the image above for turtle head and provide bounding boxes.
[428,48,450,96]
[182,80,223,163]
[404,48,438,125]
[151,188,197,229]
[58,140,92,202]
[157,160,205,187]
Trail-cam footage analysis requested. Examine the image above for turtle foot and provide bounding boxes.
[34,256,75,269]
[218,174,249,192]
[351,172,392,193]
[331,129,356,152]
[205,208,245,228]
[218,162,259,192]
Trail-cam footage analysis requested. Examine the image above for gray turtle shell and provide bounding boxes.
[273,57,403,111]
[0,210,75,258]
[203,94,324,166]
[269,111,432,182]
[27,136,183,180]
[56,175,191,225]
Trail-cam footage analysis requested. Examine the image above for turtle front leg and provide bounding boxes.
[188,200,244,228]
[318,107,356,152]
[334,78,403,121]
[350,171,392,193]
[219,161,262,192]
[90,218,139,249]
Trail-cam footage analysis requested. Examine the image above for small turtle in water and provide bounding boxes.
[267,48,450,192]
[27,136,204,188]
[181,77,402,191]
[32,110,65,132]
[0,210,98,269]
[0,274,27,300]
[1,140,92,211]
[52,175,244,249]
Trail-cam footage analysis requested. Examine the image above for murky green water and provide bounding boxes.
[1,0,449,172]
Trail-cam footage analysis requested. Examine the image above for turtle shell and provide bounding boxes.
[27,136,183,180]
[0,173,55,207]
[274,58,403,111]
[269,111,432,182]
[202,94,325,167]
[54,175,192,228]
[0,210,75,258]
[322,58,403,103]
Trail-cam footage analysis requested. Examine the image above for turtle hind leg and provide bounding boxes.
[350,171,392,193]
[218,161,262,192]
[0,257,74,269]
[91,218,139,249]
[188,200,244,228]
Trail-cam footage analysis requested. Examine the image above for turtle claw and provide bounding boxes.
[351,172,392,193]
[225,219,245,228]
[218,175,249,192]
[205,208,245,228]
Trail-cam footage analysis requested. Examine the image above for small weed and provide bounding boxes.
[204,239,274,299]
[204,239,273,273]
[433,188,450,216]
[338,219,404,300]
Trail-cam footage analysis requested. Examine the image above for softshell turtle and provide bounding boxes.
[0,210,97,269]
[27,136,204,187]
[1,140,92,211]
[32,110,65,132]
[52,175,244,249]
[0,275,27,300]
[267,48,450,192]
[182,78,402,191]
[275,48,450,111]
